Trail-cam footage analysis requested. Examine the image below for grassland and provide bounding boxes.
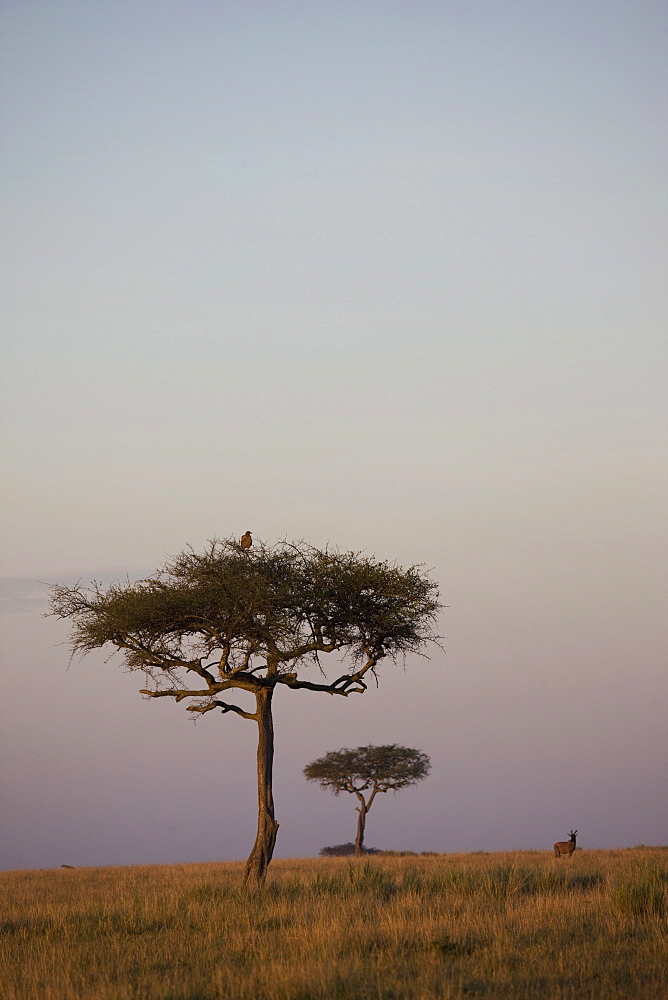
[2,847,666,999]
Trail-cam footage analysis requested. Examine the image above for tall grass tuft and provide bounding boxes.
[612,863,668,917]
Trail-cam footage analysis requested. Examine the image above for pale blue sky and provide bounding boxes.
[1,1,666,868]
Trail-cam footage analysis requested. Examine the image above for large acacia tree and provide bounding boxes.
[304,744,431,855]
[50,537,441,884]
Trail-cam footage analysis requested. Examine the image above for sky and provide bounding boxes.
[0,0,666,870]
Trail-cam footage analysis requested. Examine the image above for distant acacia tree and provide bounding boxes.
[304,744,431,856]
[50,538,441,885]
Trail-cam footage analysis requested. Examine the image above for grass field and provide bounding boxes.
[2,847,667,999]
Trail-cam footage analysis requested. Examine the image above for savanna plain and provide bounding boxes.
[2,848,667,1000]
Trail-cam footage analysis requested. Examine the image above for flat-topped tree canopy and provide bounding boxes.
[50,537,442,882]
[304,744,431,795]
[52,538,440,694]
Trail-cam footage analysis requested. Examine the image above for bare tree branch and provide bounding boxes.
[139,687,212,701]
[187,700,257,721]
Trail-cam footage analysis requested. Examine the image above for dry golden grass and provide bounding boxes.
[2,848,667,999]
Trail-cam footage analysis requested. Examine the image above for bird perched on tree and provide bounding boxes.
[240,531,253,550]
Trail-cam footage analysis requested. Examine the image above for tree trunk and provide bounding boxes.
[244,686,279,886]
[354,792,367,857]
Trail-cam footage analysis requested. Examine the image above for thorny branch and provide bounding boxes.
[187,700,257,721]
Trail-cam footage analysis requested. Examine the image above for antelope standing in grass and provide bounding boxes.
[554,830,578,858]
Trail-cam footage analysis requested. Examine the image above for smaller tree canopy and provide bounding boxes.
[304,744,431,855]
[304,744,431,795]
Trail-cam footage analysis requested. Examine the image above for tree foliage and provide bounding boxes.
[52,539,439,693]
[50,537,441,882]
[304,744,431,796]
